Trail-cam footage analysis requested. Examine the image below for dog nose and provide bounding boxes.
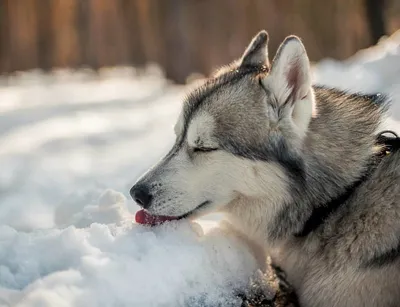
[130,184,152,208]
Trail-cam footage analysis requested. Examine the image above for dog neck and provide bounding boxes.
[295,132,399,237]
[266,86,389,243]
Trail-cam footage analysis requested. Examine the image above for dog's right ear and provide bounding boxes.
[240,30,270,68]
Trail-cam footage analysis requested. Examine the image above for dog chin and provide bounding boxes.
[145,200,205,218]
[171,200,211,219]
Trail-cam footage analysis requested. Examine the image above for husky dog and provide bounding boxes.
[130,31,400,306]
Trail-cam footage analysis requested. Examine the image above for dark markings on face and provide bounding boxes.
[177,61,305,196]
[181,64,268,139]
[168,63,268,165]
[220,135,305,184]
[222,133,308,243]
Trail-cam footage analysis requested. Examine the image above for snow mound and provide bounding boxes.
[313,31,400,93]
[0,219,258,307]
[55,189,131,228]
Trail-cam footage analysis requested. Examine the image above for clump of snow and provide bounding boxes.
[55,189,131,228]
[0,219,258,307]
[0,32,400,306]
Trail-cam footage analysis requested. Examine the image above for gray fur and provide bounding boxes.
[131,31,400,306]
[240,30,270,68]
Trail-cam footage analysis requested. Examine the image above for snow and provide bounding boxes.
[313,31,400,133]
[0,32,400,306]
[0,219,258,307]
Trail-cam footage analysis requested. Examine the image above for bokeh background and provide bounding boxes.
[1,0,399,83]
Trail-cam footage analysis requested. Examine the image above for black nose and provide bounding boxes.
[130,184,152,208]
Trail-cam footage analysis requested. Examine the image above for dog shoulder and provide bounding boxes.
[318,150,400,268]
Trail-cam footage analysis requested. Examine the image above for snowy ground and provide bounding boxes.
[0,31,400,306]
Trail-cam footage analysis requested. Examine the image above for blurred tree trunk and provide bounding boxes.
[51,0,80,68]
[36,0,52,70]
[135,0,164,68]
[6,0,39,71]
[0,0,10,72]
[120,0,145,67]
[365,0,387,44]
[77,0,92,67]
[158,0,191,83]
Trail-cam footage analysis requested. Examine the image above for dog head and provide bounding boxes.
[130,31,314,224]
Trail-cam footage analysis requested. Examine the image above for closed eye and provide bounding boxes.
[193,147,218,153]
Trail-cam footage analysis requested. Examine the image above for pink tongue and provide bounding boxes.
[135,209,179,226]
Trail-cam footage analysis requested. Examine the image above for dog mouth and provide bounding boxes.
[135,201,211,226]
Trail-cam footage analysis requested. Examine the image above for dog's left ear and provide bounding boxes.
[262,36,314,134]
[240,30,270,67]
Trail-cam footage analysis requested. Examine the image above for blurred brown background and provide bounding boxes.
[0,0,399,84]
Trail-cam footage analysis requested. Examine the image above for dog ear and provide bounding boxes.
[262,36,314,134]
[240,30,270,68]
[263,36,311,107]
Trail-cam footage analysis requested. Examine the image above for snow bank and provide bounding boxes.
[313,31,400,133]
[0,209,258,307]
[0,32,400,306]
